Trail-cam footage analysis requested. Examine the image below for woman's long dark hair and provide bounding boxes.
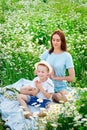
[49,30,67,54]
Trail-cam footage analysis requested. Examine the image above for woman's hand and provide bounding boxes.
[50,68,75,82]
[50,69,56,80]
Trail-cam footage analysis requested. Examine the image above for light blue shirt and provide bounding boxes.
[40,50,74,92]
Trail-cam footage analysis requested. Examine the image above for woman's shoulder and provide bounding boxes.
[42,50,49,55]
[63,51,72,57]
[63,52,73,63]
[40,50,49,60]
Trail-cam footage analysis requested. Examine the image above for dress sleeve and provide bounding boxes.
[65,53,74,69]
[39,50,49,60]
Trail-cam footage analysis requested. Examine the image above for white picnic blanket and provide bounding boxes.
[0,78,78,130]
[0,78,42,130]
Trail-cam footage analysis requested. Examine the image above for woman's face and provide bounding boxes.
[52,34,61,50]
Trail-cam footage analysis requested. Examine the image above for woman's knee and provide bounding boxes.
[52,92,67,103]
[52,93,61,103]
[60,90,68,95]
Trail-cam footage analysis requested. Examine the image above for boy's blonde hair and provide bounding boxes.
[35,60,52,73]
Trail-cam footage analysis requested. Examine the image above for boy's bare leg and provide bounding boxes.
[20,86,33,94]
[17,94,33,118]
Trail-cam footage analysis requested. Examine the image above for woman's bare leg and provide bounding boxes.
[60,90,68,102]
[52,90,68,103]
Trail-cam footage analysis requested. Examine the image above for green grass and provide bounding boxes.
[0,118,5,130]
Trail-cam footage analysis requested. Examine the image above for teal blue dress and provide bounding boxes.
[40,50,74,92]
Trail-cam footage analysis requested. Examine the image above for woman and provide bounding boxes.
[40,30,75,103]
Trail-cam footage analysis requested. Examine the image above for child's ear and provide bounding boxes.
[34,69,37,75]
[47,73,51,77]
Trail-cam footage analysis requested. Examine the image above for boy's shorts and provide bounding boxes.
[27,96,51,108]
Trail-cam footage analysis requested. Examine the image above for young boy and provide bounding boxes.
[17,60,54,118]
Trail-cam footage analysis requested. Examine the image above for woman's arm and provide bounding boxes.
[51,68,75,82]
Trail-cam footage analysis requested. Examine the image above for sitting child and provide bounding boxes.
[17,60,54,118]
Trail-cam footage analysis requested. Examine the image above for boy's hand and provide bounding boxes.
[35,80,41,89]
